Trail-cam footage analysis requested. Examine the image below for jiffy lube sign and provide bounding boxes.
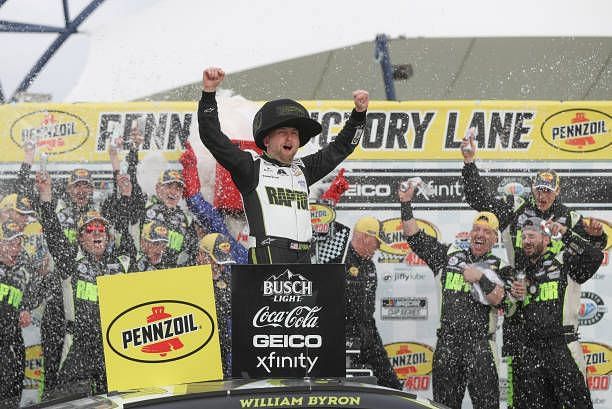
[231,264,345,377]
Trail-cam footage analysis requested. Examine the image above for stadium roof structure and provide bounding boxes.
[144,36,612,102]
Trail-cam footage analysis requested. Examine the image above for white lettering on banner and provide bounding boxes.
[255,351,318,373]
[96,112,192,152]
[263,280,312,296]
[252,306,321,328]
[252,334,322,348]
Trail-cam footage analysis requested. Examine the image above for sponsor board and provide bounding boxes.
[382,269,428,282]
[1,101,610,163]
[97,265,222,390]
[582,342,612,392]
[340,174,610,206]
[310,202,336,234]
[380,297,428,320]
[385,342,434,391]
[579,292,607,326]
[231,264,345,378]
[378,218,440,263]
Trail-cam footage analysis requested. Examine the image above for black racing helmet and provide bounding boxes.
[252,99,322,150]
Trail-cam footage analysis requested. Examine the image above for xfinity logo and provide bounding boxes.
[263,269,312,302]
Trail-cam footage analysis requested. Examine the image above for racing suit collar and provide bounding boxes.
[262,151,292,167]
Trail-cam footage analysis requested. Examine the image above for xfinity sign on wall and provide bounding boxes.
[231,264,345,377]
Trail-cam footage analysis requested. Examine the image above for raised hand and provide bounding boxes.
[352,90,369,112]
[203,67,225,92]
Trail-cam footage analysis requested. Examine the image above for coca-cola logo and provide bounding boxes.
[252,306,322,328]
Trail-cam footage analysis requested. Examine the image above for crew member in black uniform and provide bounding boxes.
[400,181,507,409]
[343,216,402,390]
[197,233,236,378]
[129,220,170,272]
[459,131,607,408]
[36,172,133,395]
[198,67,368,264]
[516,217,603,409]
[0,222,35,408]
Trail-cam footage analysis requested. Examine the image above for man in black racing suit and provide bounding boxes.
[400,181,507,409]
[344,216,402,390]
[36,172,133,395]
[459,131,607,408]
[516,217,603,409]
[198,67,368,264]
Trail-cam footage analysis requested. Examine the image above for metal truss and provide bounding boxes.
[0,0,106,102]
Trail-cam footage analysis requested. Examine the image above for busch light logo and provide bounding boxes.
[263,269,313,302]
[579,292,607,326]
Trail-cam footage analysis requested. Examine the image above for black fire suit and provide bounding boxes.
[405,230,509,409]
[39,199,132,395]
[198,91,365,264]
[0,260,36,408]
[344,243,401,390]
[516,232,603,409]
[462,161,607,408]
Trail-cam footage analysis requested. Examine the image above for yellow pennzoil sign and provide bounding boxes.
[582,342,612,376]
[0,101,609,163]
[98,265,222,391]
[379,218,440,256]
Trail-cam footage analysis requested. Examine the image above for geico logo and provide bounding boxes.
[346,184,391,197]
[252,305,322,328]
[252,334,322,348]
[121,313,198,349]
[263,280,312,296]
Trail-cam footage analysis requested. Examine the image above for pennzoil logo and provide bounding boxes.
[10,110,89,155]
[106,300,215,363]
[378,218,440,263]
[540,109,611,153]
[385,342,433,391]
[582,342,612,391]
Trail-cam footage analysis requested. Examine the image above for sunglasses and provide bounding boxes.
[85,223,107,234]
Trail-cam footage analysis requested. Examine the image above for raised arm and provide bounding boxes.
[197,67,255,192]
[301,91,368,186]
[399,181,449,275]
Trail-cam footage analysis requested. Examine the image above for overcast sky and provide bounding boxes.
[1,0,611,101]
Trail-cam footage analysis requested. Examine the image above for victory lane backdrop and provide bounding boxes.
[231,264,345,378]
[97,265,223,391]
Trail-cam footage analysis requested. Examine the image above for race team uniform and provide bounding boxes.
[344,243,402,390]
[461,162,607,408]
[517,231,603,408]
[198,91,365,264]
[405,229,509,409]
[39,202,132,394]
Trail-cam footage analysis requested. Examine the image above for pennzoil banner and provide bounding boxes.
[97,265,222,391]
[0,100,609,163]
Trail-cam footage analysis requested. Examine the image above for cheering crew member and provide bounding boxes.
[198,67,368,264]
[129,221,171,272]
[343,216,402,390]
[460,130,607,408]
[197,233,236,378]
[0,222,38,408]
[400,182,507,409]
[516,217,603,409]
[35,172,133,395]
[460,129,607,267]
[130,168,198,267]
[180,142,248,264]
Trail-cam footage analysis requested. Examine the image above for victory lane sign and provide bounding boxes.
[232,264,345,378]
